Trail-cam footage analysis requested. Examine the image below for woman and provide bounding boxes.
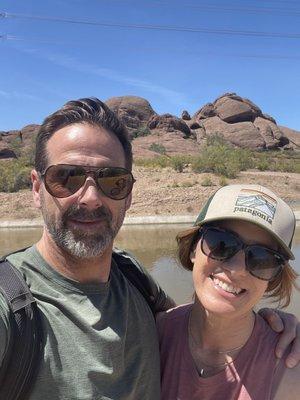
[157,184,299,399]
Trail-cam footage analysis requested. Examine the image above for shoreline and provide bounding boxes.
[1,211,300,228]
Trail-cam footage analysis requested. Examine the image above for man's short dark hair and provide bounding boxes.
[35,97,132,172]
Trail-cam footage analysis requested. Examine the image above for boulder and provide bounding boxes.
[181,110,191,120]
[253,117,288,149]
[147,114,191,137]
[279,126,300,150]
[105,96,156,136]
[193,93,263,124]
[193,103,215,120]
[262,113,276,124]
[0,144,17,159]
[189,122,201,129]
[201,116,265,149]
[194,126,206,143]
[214,96,260,123]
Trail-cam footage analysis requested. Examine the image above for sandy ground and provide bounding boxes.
[0,166,299,221]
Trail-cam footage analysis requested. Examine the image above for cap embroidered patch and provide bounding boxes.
[233,189,277,225]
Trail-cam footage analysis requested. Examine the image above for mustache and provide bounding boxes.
[62,205,112,222]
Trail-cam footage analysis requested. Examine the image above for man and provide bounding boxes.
[1,97,299,399]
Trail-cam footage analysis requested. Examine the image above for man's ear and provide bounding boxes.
[31,169,42,209]
[125,192,132,211]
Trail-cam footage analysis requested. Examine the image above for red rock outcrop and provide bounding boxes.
[147,114,191,138]
[105,96,156,137]
[192,93,294,150]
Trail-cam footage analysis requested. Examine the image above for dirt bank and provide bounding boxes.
[0,167,299,221]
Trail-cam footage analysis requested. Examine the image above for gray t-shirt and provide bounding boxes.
[1,246,160,400]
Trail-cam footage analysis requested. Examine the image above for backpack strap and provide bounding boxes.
[0,259,43,400]
[112,248,175,316]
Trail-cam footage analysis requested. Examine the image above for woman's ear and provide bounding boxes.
[190,249,196,264]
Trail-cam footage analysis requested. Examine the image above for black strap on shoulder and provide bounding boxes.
[112,249,157,315]
[0,259,43,400]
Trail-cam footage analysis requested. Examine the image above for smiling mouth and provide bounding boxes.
[210,275,246,296]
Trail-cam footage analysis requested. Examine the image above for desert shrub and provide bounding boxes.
[9,137,23,157]
[181,180,197,188]
[154,156,170,168]
[201,177,213,187]
[149,143,167,155]
[131,126,151,139]
[135,156,170,169]
[256,158,269,171]
[14,167,32,191]
[219,176,228,186]
[0,160,32,192]
[253,151,300,173]
[191,140,254,178]
[206,133,227,146]
[170,155,192,172]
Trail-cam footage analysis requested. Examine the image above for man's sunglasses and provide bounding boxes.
[40,164,136,200]
[198,226,286,281]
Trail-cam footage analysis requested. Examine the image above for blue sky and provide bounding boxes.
[1,0,300,131]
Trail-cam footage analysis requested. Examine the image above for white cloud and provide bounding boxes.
[0,89,40,101]
[19,47,186,105]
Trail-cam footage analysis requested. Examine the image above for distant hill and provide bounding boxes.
[0,93,299,161]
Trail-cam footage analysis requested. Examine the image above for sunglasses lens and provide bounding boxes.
[45,165,85,197]
[246,246,284,280]
[96,168,134,200]
[202,228,240,260]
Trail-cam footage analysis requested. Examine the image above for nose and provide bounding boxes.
[220,250,248,277]
[77,177,104,210]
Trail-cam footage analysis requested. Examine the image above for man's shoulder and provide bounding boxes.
[5,246,35,268]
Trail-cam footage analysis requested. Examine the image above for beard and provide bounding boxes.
[40,197,126,258]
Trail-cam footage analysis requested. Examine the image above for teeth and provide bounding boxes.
[212,277,243,295]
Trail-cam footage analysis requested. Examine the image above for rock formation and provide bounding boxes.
[105,96,156,137]
[191,93,291,150]
[0,93,299,160]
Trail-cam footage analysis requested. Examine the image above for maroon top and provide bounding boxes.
[157,304,287,400]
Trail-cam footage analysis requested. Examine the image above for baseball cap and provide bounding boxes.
[194,184,296,260]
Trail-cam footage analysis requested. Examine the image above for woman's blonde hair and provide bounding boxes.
[176,225,298,308]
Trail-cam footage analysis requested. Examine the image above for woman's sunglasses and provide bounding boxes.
[40,164,136,200]
[198,226,286,281]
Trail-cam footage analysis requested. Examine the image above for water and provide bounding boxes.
[1,225,300,317]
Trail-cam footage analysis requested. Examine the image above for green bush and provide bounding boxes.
[256,158,269,171]
[14,167,32,191]
[149,143,167,155]
[219,176,228,186]
[170,155,192,172]
[0,160,32,192]
[9,137,23,157]
[201,177,213,187]
[135,156,170,169]
[206,133,227,146]
[253,151,300,173]
[191,140,254,178]
[131,126,151,139]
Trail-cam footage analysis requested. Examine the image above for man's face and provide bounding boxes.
[32,123,132,258]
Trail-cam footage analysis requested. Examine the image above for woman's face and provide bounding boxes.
[191,220,277,318]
